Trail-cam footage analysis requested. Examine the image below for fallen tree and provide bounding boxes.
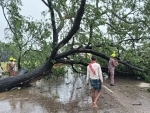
[0,0,148,92]
[0,48,144,92]
[0,0,86,92]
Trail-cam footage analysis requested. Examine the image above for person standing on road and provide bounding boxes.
[86,55,103,108]
[108,52,118,86]
[6,57,15,76]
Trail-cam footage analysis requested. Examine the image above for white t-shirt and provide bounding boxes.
[86,62,103,83]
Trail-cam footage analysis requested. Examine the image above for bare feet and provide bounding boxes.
[92,102,98,108]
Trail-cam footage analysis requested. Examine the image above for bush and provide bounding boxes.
[144,75,150,83]
[51,66,67,77]
[147,87,150,92]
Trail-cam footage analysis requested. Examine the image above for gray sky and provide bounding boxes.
[0,0,47,42]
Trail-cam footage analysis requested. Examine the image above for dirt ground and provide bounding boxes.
[0,76,150,113]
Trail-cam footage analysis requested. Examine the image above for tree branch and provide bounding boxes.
[87,22,93,47]
[50,0,86,59]
[55,47,144,72]
[111,11,134,24]
[56,0,86,48]
[54,7,65,33]
[1,4,15,35]
[41,0,65,33]
[41,0,49,7]
[47,0,58,48]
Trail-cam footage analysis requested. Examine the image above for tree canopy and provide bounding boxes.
[0,0,150,92]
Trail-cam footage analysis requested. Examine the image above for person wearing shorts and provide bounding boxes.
[86,55,103,108]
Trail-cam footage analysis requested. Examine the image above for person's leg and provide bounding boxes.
[95,91,99,101]
[110,70,115,85]
[93,90,101,107]
[90,88,95,104]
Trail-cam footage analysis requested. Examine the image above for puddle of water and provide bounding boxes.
[29,67,91,104]
[0,99,49,113]
[2,67,149,113]
[0,67,92,113]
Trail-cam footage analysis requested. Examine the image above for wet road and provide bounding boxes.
[0,69,150,113]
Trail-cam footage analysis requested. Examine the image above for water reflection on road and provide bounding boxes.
[0,100,49,113]
[29,68,91,104]
[0,67,150,113]
[0,67,92,113]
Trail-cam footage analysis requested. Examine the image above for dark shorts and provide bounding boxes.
[89,79,102,90]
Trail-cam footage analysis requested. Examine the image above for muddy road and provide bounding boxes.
[0,71,150,113]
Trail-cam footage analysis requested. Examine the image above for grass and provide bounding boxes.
[147,87,150,92]
[1,62,7,71]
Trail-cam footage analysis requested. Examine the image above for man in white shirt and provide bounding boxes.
[86,55,103,108]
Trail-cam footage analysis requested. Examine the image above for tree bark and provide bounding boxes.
[0,0,86,92]
[0,47,144,92]
[0,0,145,93]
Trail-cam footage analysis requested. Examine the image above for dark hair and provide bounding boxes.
[91,55,96,60]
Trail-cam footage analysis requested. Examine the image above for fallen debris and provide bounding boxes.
[132,101,142,105]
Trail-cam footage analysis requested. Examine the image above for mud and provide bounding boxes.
[0,72,150,113]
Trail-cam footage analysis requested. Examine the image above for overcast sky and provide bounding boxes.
[0,0,47,42]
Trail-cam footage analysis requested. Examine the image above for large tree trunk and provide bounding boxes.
[0,60,53,92]
[0,0,145,93]
[0,48,145,92]
[0,0,86,92]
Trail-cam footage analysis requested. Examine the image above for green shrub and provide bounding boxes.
[51,66,67,77]
[144,75,150,83]
[147,87,150,92]
[44,75,50,80]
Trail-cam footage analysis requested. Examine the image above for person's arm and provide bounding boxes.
[86,67,90,85]
[112,59,118,67]
[98,64,103,85]
[114,60,119,66]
